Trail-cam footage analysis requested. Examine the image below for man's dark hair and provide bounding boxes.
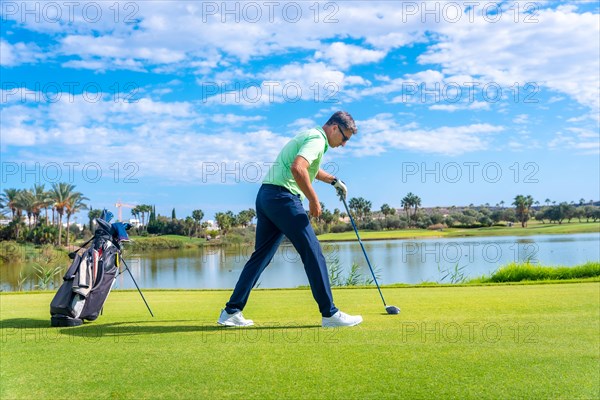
[325,111,357,135]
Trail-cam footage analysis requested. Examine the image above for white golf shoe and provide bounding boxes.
[322,311,363,328]
[217,309,254,327]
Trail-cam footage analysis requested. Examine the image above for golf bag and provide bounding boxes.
[50,214,130,327]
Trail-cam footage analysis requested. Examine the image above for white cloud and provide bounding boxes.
[4,1,596,123]
[549,128,600,154]
[418,6,600,116]
[0,94,296,183]
[351,114,504,156]
[314,42,386,69]
[429,101,490,112]
[62,59,111,71]
[202,62,352,106]
[210,114,264,124]
[513,114,529,124]
[365,32,425,50]
[0,40,45,66]
[288,118,316,131]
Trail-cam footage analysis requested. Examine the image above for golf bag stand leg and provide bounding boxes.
[121,258,154,317]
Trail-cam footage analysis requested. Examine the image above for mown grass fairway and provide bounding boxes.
[1,283,598,399]
[318,221,600,241]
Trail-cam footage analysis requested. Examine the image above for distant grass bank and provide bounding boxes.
[126,235,209,250]
[318,221,599,242]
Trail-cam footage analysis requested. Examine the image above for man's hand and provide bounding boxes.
[309,199,322,218]
[331,178,347,200]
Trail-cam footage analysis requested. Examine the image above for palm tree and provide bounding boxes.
[30,184,51,225]
[88,208,102,230]
[380,204,395,219]
[348,197,372,221]
[50,182,77,246]
[513,195,534,227]
[15,189,36,228]
[401,194,412,224]
[136,204,152,227]
[401,192,421,227]
[130,206,138,221]
[411,194,422,220]
[545,198,551,206]
[1,188,21,219]
[65,192,89,247]
[192,209,204,237]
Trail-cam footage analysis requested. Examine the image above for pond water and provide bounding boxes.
[5,233,596,291]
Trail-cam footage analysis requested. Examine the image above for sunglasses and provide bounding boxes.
[338,125,350,142]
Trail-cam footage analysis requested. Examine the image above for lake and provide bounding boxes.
[2,233,598,291]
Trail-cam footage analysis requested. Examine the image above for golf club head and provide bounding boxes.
[386,305,400,315]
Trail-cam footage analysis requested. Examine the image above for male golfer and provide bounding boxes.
[218,111,363,328]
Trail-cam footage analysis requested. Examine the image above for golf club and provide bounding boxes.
[341,196,400,315]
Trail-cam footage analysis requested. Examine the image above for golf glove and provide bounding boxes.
[331,178,347,200]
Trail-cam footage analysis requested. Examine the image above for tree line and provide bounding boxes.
[1,183,88,246]
[309,193,599,234]
[2,184,599,246]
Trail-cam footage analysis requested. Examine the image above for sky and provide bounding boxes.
[1,0,599,224]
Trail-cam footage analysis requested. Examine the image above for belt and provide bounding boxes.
[262,184,301,198]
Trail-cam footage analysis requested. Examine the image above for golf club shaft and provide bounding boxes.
[341,197,387,307]
[121,258,155,317]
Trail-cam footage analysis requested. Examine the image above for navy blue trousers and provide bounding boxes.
[225,184,338,317]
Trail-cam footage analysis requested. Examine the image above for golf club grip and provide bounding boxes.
[341,197,387,306]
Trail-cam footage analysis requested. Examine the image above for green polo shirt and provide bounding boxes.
[263,127,329,199]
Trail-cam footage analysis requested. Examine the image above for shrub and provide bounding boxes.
[330,223,351,233]
[427,223,446,231]
[361,219,382,231]
[474,262,600,283]
[26,224,59,245]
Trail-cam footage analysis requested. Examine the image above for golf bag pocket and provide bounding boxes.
[50,254,83,318]
[78,244,120,321]
[73,249,94,297]
[79,265,117,321]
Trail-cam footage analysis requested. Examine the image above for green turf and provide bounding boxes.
[1,283,599,399]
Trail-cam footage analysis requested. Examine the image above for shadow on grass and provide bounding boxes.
[1,318,49,329]
[1,318,323,338]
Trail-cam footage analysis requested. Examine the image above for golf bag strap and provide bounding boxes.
[72,236,95,254]
[63,253,82,281]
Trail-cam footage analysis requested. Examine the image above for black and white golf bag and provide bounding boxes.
[50,217,127,327]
